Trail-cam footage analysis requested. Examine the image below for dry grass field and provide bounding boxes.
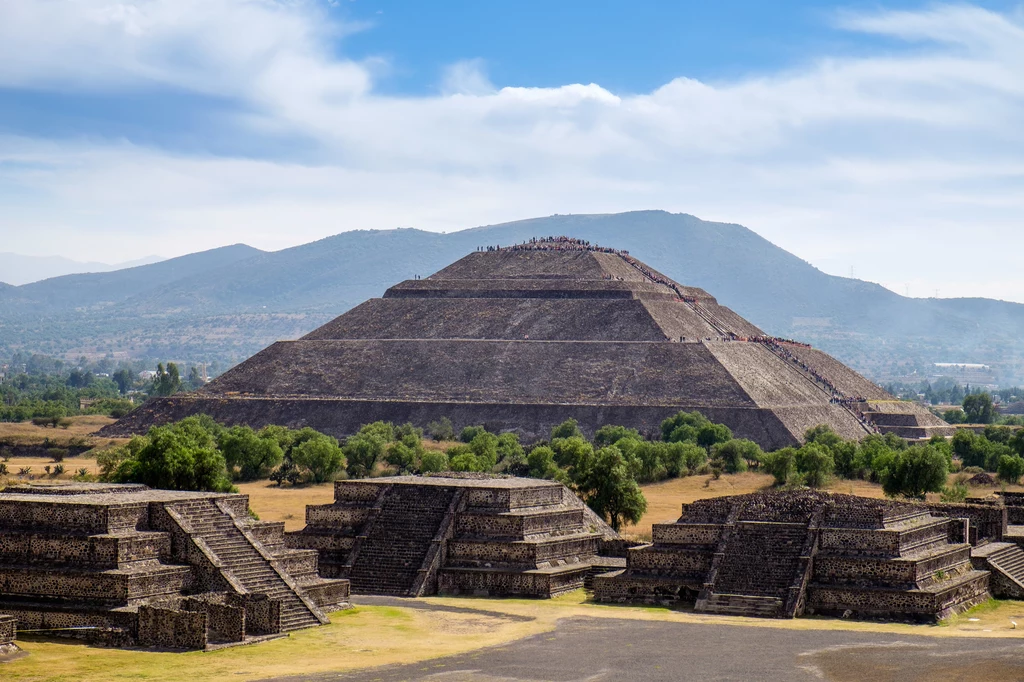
[236,480,335,530]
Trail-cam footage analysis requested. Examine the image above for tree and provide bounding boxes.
[420,450,449,473]
[880,444,949,498]
[151,362,182,396]
[696,423,732,450]
[762,447,798,486]
[427,417,455,442]
[710,440,748,474]
[187,366,204,390]
[111,416,233,492]
[795,443,834,488]
[447,445,483,472]
[594,424,641,447]
[112,368,134,395]
[291,435,346,483]
[943,408,966,425]
[550,436,595,474]
[997,455,1024,485]
[386,435,425,474]
[526,446,561,480]
[661,411,711,443]
[218,425,284,481]
[577,446,647,531]
[467,432,499,470]
[459,425,487,443]
[496,432,525,467]
[551,418,583,441]
[963,393,994,424]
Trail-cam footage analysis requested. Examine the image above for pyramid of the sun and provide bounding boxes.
[105,240,950,448]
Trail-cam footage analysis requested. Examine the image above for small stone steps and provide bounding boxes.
[972,542,1024,597]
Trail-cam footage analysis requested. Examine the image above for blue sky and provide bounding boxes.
[0,1,1023,300]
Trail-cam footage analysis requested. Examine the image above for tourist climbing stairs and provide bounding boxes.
[973,542,1024,594]
[172,500,323,632]
[348,485,458,595]
[700,521,810,618]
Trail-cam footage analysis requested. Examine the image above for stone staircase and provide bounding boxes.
[972,542,1024,598]
[171,500,322,632]
[699,521,810,618]
[347,485,458,595]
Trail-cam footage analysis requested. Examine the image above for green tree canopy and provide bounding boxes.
[963,393,994,424]
[577,446,648,532]
[880,444,949,498]
[112,416,233,492]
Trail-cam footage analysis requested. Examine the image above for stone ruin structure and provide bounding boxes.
[286,476,622,598]
[594,490,999,621]
[0,614,18,658]
[102,238,949,450]
[0,482,349,649]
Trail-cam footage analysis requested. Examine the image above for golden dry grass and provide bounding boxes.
[0,415,122,447]
[235,480,335,531]
[2,605,546,682]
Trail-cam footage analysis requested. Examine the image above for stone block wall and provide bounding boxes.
[138,605,208,649]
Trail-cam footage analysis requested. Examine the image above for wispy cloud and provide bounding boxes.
[0,2,1022,300]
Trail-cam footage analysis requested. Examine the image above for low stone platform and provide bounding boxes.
[594,491,991,622]
[286,474,619,598]
[0,482,349,649]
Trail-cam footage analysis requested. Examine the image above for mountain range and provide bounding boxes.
[1,211,1021,384]
[0,252,166,286]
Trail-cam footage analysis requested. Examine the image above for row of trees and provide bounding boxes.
[98,416,346,491]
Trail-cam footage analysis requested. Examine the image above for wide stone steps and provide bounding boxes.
[347,487,456,595]
[174,501,321,631]
[984,543,1024,592]
[701,593,783,618]
[712,522,809,600]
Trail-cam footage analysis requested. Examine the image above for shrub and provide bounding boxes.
[0,463,7,476]
[662,441,703,477]
[458,425,487,443]
[467,432,499,470]
[997,455,1024,485]
[550,419,583,441]
[551,436,595,476]
[385,435,424,474]
[943,408,966,424]
[594,425,641,447]
[53,464,65,476]
[420,450,449,473]
[496,432,525,467]
[427,417,455,442]
[393,422,423,441]
[48,447,68,462]
[448,446,483,472]
[57,418,73,430]
[218,426,284,481]
[941,477,970,503]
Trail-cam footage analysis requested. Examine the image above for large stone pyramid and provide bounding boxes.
[106,239,949,448]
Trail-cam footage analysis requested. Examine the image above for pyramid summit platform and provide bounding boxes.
[105,238,950,448]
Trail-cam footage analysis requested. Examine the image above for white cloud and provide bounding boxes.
[0,2,1022,302]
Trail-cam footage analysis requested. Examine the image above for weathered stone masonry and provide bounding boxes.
[286,475,621,598]
[0,483,349,649]
[594,491,993,622]
[103,244,949,449]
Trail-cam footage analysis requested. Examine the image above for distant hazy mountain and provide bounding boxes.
[0,252,167,286]
[1,212,1021,383]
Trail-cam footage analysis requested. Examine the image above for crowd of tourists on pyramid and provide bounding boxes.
[483,237,627,254]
